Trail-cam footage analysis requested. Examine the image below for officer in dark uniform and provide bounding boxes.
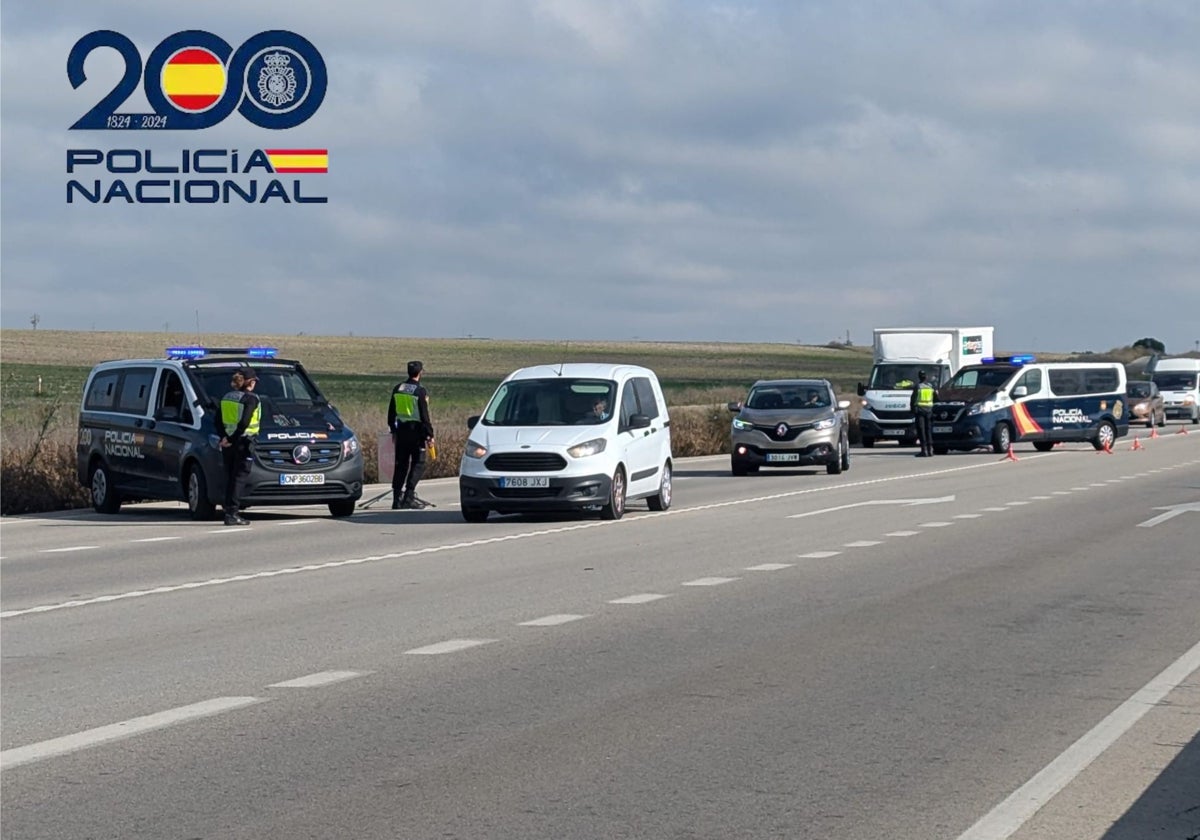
[910,369,938,457]
[218,367,261,525]
[387,360,435,509]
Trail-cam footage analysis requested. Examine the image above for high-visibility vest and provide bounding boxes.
[916,384,935,409]
[221,391,260,437]
[393,384,420,424]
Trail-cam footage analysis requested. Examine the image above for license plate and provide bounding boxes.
[765,453,800,462]
[933,425,952,434]
[499,476,549,488]
[279,473,325,485]
[882,428,906,436]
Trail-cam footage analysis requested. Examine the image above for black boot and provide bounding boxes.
[391,492,402,510]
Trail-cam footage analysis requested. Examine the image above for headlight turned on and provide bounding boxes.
[567,438,607,458]
[732,417,753,430]
[342,436,360,458]
[464,440,488,459]
[813,417,836,431]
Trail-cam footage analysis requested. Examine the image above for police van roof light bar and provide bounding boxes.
[981,354,1036,366]
[166,346,278,360]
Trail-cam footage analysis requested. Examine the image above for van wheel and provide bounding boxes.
[841,438,851,471]
[328,500,356,518]
[1157,410,1166,427]
[1092,421,1116,451]
[90,462,122,514]
[462,506,489,523]
[827,439,844,475]
[187,466,215,520]
[991,423,1013,454]
[600,467,626,520]
[1033,441,1055,452]
[647,462,672,511]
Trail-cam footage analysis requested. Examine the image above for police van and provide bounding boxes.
[930,356,1129,454]
[76,347,364,518]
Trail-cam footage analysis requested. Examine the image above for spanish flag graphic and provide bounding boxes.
[265,149,329,173]
[1011,402,1042,437]
[161,49,226,112]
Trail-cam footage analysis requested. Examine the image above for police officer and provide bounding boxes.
[387,360,435,509]
[218,367,261,525]
[910,369,938,457]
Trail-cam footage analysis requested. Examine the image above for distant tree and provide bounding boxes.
[1132,337,1166,354]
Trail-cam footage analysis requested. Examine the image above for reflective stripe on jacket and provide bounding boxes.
[392,385,420,424]
[915,384,935,409]
[221,391,261,437]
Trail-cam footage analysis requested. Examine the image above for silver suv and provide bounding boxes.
[728,379,851,476]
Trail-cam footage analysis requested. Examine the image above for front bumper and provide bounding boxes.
[858,417,917,442]
[459,472,612,513]
[930,420,990,450]
[731,428,840,467]
[241,463,364,505]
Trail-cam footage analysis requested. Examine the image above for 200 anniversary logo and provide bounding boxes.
[66,29,329,204]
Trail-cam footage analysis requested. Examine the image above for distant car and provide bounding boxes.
[728,379,851,476]
[1126,381,1166,428]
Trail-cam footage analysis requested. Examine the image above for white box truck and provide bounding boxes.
[856,326,994,446]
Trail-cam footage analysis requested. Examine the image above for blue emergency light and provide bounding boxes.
[167,346,207,359]
[246,346,278,358]
[981,354,1036,366]
[166,346,278,360]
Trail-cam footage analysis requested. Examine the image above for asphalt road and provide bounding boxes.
[2,430,1199,840]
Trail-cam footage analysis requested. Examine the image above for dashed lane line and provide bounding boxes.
[920,522,954,528]
[519,614,589,627]
[131,536,182,543]
[798,551,842,559]
[954,514,983,520]
[404,639,497,655]
[844,540,882,548]
[886,531,920,537]
[267,671,369,688]
[609,594,670,605]
[745,563,794,571]
[38,546,98,554]
[681,577,740,586]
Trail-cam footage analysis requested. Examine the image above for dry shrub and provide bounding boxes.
[668,406,733,457]
[1,437,91,515]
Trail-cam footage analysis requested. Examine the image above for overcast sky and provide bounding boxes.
[2,1,1198,354]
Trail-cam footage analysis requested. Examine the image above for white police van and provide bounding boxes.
[930,356,1129,453]
[458,363,673,521]
[76,347,363,518]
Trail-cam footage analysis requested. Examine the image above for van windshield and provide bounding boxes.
[194,364,333,428]
[483,378,617,426]
[1152,373,1199,391]
[868,364,948,389]
[947,366,1018,390]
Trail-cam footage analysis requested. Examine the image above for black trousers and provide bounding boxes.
[393,432,427,500]
[914,410,933,454]
[222,441,252,515]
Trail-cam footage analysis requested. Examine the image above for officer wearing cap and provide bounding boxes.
[387,360,435,509]
[909,369,938,457]
[218,367,261,525]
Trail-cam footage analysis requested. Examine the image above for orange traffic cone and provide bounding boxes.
[1179,425,1189,435]
[1096,439,1113,455]
[1003,444,1019,462]
[1130,437,1143,451]
[1149,425,1160,439]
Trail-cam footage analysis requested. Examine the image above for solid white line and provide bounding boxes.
[267,670,368,688]
[682,577,740,586]
[844,540,882,548]
[955,638,1200,840]
[609,593,669,604]
[920,522,953,528]
[131,536,182,543]
[0,696,264,771]
[404,639,497,655]
[39,545,98,554]
[798,551,842,559]
[745,563,794,571]
[518,614,589,626]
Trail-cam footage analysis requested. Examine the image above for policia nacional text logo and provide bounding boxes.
[66,29,328,204]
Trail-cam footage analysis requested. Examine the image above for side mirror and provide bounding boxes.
[628,413,651,430]
[837,400,850,410]
[467,415,480,430]
[1012,386,1028,398]
[856,383,866,397]
[726,401,742,412]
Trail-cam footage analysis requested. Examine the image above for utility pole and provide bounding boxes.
[30,313,40,330]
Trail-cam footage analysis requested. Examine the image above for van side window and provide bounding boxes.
[1015,369,1042,395]
[85,372,121,410]
[1083,368,1118,394]
[619,382,639,429]
[632,377,660,420]
[155,369,192,424]
[116,368,156,415]
[1048,369,1082,396]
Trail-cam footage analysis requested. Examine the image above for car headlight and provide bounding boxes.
[1185,395,1197,405]
[342,435,359,458]
[732,417,752,430]
[464,440,487,459]
[812,417,836,431]
[967,398,1004,416]
[567,438,607,458]
[1134,401,1148,412]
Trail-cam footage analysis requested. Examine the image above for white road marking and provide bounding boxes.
[920,522,953,528]
[787,495,955,519]
[682,577,740,586]
[404,639,497,655]
[798,551,842,559]
[844,540,882,548]
[0,696,264,771]
[885,530,920,537]
[1137,502,1200,529]
[1071,487,1090,491]
[519,614,589,626]
[1090,482,1108,487]
[38,545,98,554]
[276,519,317,527]
[131,536,182,543]
[207,528,253,534]
[267,670,368,688]
[609,593,669,605]
[954,514,982,520]
[981,507,1009,512]
[955,638,1200,840]
[1052,491,1071,496]
[1029,495,1051,500]
[1005,501,1030,507]
[745,563,794,571]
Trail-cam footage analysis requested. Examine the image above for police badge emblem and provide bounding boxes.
[257,52,297,107]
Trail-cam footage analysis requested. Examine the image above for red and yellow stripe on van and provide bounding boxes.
[1011,402,1042,436]
[265,149,329,173]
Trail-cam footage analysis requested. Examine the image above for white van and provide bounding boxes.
[1151,358,1200,424]
[458,363,673,522]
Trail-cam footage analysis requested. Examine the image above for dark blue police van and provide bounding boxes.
[930,356,1129,454]
[77,347,363,518]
